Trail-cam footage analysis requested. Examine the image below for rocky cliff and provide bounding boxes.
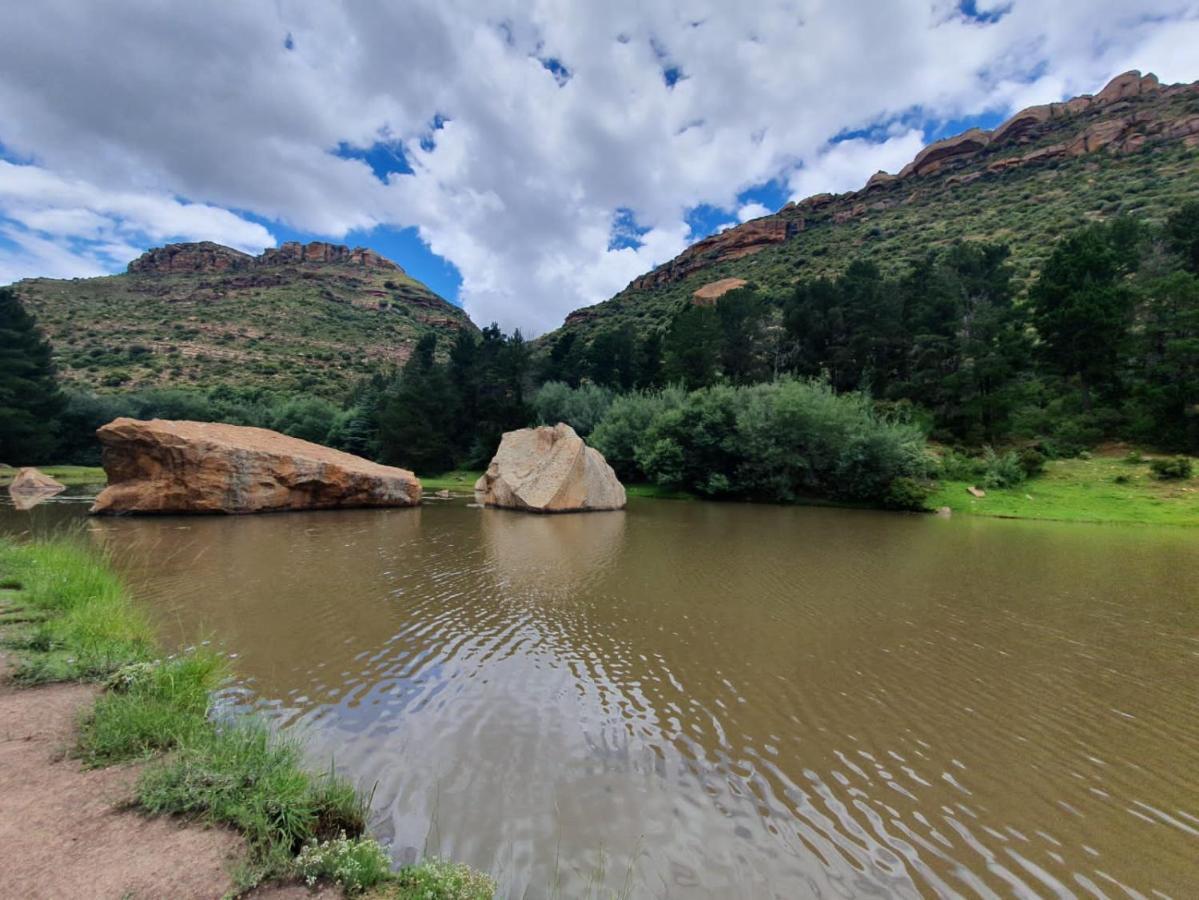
[551,70,1199,343]
[128,240,403,275]
[13,241,476,398]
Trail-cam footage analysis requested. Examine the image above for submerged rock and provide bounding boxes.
[474,423,626,513]
[8,467,65,495]
[90,418,421,515]
[7,467,66,509]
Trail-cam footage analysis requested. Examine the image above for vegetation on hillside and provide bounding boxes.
[537,203,1199,457]
[12,253,474,400]
[551,83,1199,346]
[0,538,496,897]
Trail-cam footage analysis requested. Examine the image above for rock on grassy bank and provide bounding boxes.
[929,451,1199,526]
[0,539,495,898]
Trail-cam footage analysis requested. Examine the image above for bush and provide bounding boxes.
[1017,447,1047,477]
[937,448,983,481]
[589,386,686,480]
[883,476,933,511]
[1150,456,1194,480]
[594,379,930,505]
[530,381,614,437]
[981,447,1026,489]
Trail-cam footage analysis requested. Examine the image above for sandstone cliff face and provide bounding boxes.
[474,423,626,513]
[128,240,402,276]
[91,418,421,515]
[631,218,797,291]
[604,70,1195,296]
[128,242,254,274]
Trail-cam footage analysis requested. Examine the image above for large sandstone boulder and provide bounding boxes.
[90,418,421,515]
[474,424,626,513]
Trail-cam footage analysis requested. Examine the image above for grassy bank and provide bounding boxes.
[0,464,107,486]
[928,453,1199,526]
[0,538,495,898]
[418,470,481,493]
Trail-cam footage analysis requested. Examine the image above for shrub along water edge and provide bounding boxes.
[0,537,496,898]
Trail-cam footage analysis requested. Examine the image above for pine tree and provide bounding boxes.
[0,287,64,463]
[1030,222,1137,411]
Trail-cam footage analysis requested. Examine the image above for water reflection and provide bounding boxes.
[1,496,1196,897]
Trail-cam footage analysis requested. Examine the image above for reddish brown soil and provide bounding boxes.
[0,652,336,899]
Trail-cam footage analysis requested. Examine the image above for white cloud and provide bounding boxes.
[0,161,274,283]
[736,202,772,223]
[786,130,926,201]
[1,1,1197,332]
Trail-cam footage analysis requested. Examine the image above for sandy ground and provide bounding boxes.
[0,651,336,899]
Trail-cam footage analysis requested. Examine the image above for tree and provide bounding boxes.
[0,287,64,462]
[587,326,638,390]
[662,304,720,388]
[375,333,459,473]
[897,243,1029,441]
[1166,201,1199,273]
[1128,271,1199,450]
[1030,222,1137,411]
[715,288,769,384]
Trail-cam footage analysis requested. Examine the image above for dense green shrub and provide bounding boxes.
[531,381,613,436]
[981,447,1026,489]
[589,386,686,480]
[1149,456,1194,480]
[1017,447,1047,477]
[594,379,929,505]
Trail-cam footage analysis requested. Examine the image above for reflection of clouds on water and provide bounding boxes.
[4,499,1199,898]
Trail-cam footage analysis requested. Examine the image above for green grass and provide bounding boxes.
[624,482,696,501]
[137,723,371,887]
[418,470,482,492]
[0,538,155,683]
[0,465,106,486]
[0,537,495,896]
[928,453,1199,526]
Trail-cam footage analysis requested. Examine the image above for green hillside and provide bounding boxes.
[548,71,1199,345]
[11,241,475,400]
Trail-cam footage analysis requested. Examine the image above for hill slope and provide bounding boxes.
[550,70,1199,344]
[12,240,475,398]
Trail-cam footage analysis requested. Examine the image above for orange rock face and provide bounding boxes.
[630,218,795,290]
[90,418,421,515]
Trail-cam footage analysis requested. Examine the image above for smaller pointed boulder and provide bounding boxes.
[474,424,626,513]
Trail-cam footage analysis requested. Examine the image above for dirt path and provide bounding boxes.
[0,653,334,899]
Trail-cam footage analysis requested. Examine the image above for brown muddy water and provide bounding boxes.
[3,491,1198,898]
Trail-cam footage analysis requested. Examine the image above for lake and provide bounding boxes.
[3,491,1197,898]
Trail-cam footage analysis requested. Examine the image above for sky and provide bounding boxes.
[1,2,1198,336]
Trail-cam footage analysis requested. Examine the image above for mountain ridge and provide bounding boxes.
[554,69,1199,339]
[13,240,474,399]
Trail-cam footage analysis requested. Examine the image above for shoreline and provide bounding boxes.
[0,539,495,899]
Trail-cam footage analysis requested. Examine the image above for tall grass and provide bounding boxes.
[0,537,155,683]
[0,538,497,896]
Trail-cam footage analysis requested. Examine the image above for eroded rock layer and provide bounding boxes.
[91,418,421,515]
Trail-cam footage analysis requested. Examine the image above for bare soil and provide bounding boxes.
[0,652,335,899]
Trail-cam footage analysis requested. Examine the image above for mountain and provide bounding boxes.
[12,240,475,399]
[548,70,1199,344]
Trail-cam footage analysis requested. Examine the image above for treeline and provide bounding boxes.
[2,202,1197,490]
[546,202,1199,454]
[540,379,930,508]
